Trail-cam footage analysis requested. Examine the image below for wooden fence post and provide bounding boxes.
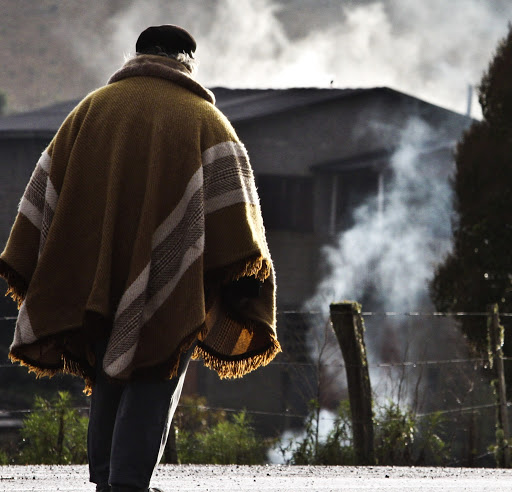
[488,303,510,468]
[330,301,375,465]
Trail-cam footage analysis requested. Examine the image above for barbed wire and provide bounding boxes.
[1,311,512,322]
[278,310,512,317]
[0,311,508,430]
[270,357,491,368]
[0,400,504,422]
[0,355,497,371]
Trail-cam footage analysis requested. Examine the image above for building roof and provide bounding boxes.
[0,100,79,138]
[0,86,468,139]
[213,87,363,122]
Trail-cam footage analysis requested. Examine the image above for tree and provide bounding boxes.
[430,26,512,378]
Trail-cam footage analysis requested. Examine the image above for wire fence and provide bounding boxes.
[0,309,510,467]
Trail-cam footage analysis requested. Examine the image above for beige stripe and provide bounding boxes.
[142,233,205,324]
[115,263,150,319]
[116,168,203,319]
[104,343,138,377]
[44,178,58,211]
[153,167,203,248]
[13,303,37,346]
[19,196,43,230]
[205,187,258,215]
[37,150,52,174]
[38,150,51,173]
[202,141,247,167]
[106,235,204,377]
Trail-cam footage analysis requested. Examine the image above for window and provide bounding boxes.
[257,175,313,232]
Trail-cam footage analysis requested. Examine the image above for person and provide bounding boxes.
[0,24,280,492]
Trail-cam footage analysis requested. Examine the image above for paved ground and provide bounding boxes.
[1,464,512,491]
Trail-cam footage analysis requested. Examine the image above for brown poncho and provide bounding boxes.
[0,55,280,392]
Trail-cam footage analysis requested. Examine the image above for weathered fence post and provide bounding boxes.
[488,303,510,468]
[330,301,375,465]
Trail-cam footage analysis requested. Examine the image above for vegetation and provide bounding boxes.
[374,402,448,466]
[281,398,448,466]
[17,391,88,465]
[174,395,269,465]
[0,449,9,465]
[430,25,512,385]
[281,399,355,465]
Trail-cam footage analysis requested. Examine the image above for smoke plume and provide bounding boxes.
[62,0,512,118]
[305,118,455,314]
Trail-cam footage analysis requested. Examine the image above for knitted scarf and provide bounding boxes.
[0,55,280,393]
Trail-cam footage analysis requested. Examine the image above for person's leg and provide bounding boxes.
[88,339,125,489]
[109,344,195,490]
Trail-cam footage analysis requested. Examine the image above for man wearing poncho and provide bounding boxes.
[0,25,279,492]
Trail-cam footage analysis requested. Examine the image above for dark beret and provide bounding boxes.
[136,25,196,57]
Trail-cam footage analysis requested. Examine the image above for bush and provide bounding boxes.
[374,400,449,466]
[0,449,9,465]
[281,399,448,466]
[281,399,355,465]
[174,395,268,464]
[17,391,88,464]
[374,401,415,465]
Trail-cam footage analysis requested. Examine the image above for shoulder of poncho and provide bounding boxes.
[108,55,216,104]
[48,74,242,165]
[82,77,218,125]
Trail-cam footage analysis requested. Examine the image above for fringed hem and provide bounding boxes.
[91,323,212,389]
[0,259,28,308]
[159,323,210,381]
[8,350,95,395]
[223,255,272,283]
[194,333,281,379]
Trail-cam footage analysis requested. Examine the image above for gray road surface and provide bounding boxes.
[1,464,512,491]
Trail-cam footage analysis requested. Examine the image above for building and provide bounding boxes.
[0,87,471,433]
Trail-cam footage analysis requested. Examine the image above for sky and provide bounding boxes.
[66,0,512,119]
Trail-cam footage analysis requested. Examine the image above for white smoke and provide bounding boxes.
[60,0,512,118]
[305,117,454,314]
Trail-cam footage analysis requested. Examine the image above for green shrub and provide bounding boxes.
[0,449,9,465]
[281,399,355,465]
[374,401,415,465]
[17,391,88,464]
[174,396,268,464]
[374,401,449,466]
[281,399,448,466]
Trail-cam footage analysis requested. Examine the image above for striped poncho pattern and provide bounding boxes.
[0,55,280,392]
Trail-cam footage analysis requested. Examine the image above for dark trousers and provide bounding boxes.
[88,341,195,489]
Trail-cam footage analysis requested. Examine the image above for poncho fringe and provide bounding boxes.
[195,332,281,379]
[0,259,27,308]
